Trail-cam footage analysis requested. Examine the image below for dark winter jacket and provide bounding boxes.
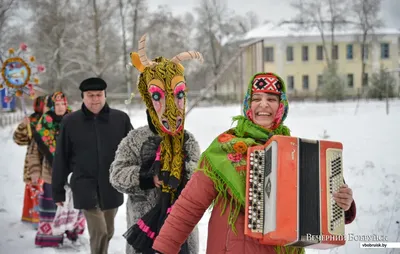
[52,103,133,210]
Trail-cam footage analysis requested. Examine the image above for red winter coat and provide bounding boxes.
[153,170,356,254]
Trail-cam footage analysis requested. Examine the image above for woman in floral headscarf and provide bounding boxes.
[153,72,357,254]
[13,95,46,228]
[28,92,86,247]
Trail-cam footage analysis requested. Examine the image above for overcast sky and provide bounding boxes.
[146,0,400,29]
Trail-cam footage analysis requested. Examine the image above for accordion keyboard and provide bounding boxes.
[247,150,265,233]
[327,149,345,235]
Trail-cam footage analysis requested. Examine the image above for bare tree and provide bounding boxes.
[131,0,147,92]
[0,0,16,47]
[196,0,228,78]
[63,0,124,95]
[86,0,119,78]
[6,0,255,104]
[143,6,192,57]
[236,11,260,34]
[116,0,147,95]
[118,0,129,93]
[285,0,350,101]
[23,0,124,99]
[288,0,349,67]
[92,0,101,76]
[194,0,245,94]
[0,0,14,31]
[27,0,88,92]
[350,0,384,87]
[127,0,147,51]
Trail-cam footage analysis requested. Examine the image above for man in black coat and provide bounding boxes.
[52,77,133,254]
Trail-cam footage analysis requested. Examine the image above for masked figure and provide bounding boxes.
[110,34,203,254]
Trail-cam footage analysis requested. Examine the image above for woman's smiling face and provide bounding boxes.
[250,92,280,129]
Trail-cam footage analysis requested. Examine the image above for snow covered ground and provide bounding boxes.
[0,100,399,254]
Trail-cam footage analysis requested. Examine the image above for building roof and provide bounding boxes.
[241,22,400,41]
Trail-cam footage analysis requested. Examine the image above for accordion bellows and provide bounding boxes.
[244,135,345,249]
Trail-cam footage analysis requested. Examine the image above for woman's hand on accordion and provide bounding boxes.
[333,184,353,211]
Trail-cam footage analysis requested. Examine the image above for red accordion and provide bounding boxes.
[244,135,345,249]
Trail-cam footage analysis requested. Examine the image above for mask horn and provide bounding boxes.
[170,51,204,64]
[130,52,145,72]
[138,34,157,68]
[129,34,158,72]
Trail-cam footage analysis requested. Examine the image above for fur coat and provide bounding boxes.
[109,125,201,254]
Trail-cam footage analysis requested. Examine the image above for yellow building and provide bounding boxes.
[239,23,400,99]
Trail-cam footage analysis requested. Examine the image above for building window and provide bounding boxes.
[346,44,353,59]
[361,44,368,60]
[317,75,323,87]
[264,47,274,62]
[286,46,294,61]
[381,43,390,59]
[332,45,338,60]
[302,75,309,90]
[316,45,323,60]
[287,75,294,90]
[347,74,354,88]
[363,73,368,86]
[302,46,308,61]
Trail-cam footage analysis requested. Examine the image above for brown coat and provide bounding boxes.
[13,122,30,146]
[13,123,41,183]
[153,170,357,254]
[26,140,52,184]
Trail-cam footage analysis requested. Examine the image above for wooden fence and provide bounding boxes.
[0,111,25,128]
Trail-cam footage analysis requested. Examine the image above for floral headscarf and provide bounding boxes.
[28,95,46,128]
[33,91,71,165]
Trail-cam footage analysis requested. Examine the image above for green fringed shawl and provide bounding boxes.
[197,115,305,254]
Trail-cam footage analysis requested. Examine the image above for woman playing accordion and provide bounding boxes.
[153,72,356,254]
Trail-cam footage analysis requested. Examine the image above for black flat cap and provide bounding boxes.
[79,77,107,92]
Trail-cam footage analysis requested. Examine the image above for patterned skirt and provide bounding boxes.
[21,181,42,228]
[35,183,86,247]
